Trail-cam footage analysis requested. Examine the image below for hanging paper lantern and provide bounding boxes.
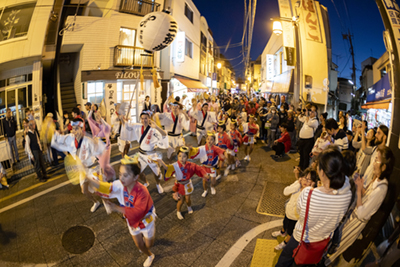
[138,11,178,52]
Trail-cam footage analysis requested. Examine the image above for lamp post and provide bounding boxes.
[272,16,301,108]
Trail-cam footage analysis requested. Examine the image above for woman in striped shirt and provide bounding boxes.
[276,148,352,267]
[325,146,395,265]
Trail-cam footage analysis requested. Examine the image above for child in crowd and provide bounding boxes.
[311,130,332,158]
[272,168,318,250]
[188,132,225,197]
[272,123,291,159]
[216,121,233,177]
[158,147,211,220]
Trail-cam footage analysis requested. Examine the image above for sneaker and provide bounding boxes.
[202,190,208,197]
[90,201,101,213]
[156,184,164,194]
[143,254,155,267]
[274,241,287,251]
[224,168,230,176]
[244,155,249,161]
[187,207,193,214]
[216,174,222,181]
[271,230,286,238]
[231,164,236,170]
[210,187,216,195]
[177,211,184,220]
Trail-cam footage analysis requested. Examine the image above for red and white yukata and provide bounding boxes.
[189,144,225,178]
[97,180,156,237]
[164,161,208,196]
[243,123,259,145]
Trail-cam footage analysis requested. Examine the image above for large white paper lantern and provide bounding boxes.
[138,11,178,52]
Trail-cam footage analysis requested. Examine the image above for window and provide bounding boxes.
[119,27,136,46]
[0,2,36,42]
[184,3,193,23]
[185,38,193,58]
[200,31,207,52]
[87,82,104,104]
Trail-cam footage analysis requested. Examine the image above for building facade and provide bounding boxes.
[0,0,55,131]
[60,0,164,123]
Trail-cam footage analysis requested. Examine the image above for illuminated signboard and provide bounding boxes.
[176,31,185,63]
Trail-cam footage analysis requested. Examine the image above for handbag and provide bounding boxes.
[292,189,330,265]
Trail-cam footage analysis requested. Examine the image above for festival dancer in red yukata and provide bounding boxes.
[188,132,225,197]
[242,114,259,161]
[157,146,211,220]
[215,121,233,177]
[84,155,157,267]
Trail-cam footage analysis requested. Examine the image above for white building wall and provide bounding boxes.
[0,0,53,66]
[170,0,201,80]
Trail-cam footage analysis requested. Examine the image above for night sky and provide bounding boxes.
[193,0,386,86]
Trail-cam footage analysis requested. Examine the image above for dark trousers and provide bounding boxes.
[32,150,47,179]
[298,137,314,171]
[259,121,267,140]
[276,236,300,267]
[51,147,65,166]
[272,142,285,156]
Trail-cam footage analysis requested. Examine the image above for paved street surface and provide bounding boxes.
[0,134,298,267]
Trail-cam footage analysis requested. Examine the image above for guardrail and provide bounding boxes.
[119,0,160,16]
[113,46,153,67]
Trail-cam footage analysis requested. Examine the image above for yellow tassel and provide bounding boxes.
[151,55,160,88]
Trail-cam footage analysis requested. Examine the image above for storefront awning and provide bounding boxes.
[361,99,391,110]
[260,80,273,92]
[175,76,208,93]
[271,69,294,94]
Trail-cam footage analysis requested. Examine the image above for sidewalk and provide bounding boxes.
[0,136,298,267]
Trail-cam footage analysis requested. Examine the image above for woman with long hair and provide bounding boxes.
[325,146,395,265]
[276,148,352,267]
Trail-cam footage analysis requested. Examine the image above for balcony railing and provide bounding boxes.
[114,45,153,67]
[119,0,160,16]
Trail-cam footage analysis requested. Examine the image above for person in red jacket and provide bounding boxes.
[272,123,291,158]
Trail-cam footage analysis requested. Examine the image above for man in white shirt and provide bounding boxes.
[298,108,319,170]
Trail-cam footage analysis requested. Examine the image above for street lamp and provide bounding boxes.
[217,63,222,69]
[272,21,283,35]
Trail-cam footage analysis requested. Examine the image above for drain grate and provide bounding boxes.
[256,182,290,217]
[62,226,95,254]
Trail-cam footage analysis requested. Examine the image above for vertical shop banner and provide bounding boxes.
[266,54,274,81]
[277,0,292,18]
[105,83,117,124]
[175,32,185,63]
[299,0,322,43]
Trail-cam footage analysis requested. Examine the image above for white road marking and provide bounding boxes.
[215,219,283,267]
[0,133,191,213]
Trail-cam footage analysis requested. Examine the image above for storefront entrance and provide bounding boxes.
[0,85,32,132]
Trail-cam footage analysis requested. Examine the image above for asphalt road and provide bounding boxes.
[0,133,299,267]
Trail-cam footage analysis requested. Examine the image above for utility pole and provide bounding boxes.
[343,29,357,110]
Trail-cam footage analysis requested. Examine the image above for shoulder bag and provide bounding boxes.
[293,189,331,265]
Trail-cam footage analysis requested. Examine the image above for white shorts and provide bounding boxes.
[127,215,156,238]
[118,137,130,153]
[243,135,255,145]
[168,134,185,149]
[138,153,160,176]
[226,149,236,156]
